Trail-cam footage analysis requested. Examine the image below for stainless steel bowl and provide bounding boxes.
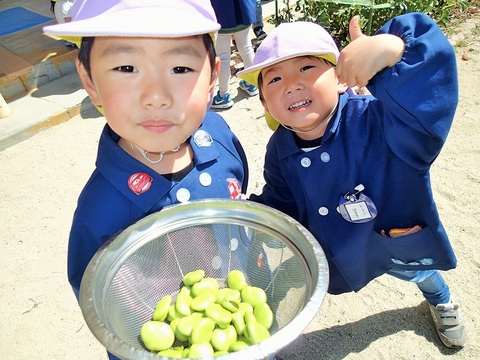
[80,199,329,359]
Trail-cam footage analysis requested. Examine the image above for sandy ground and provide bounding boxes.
[1,17,479,360]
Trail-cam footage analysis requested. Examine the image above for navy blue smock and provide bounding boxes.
[68,112,248,299]
[210,0,256,30]
[250,13,458,294]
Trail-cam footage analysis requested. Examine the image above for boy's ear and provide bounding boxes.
[209,57,221,94]
[260,97,270,113]
[76,59,101,106]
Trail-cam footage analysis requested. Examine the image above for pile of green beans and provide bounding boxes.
[140,269,274,358]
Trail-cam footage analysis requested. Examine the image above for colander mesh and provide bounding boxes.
[103,223,309,351]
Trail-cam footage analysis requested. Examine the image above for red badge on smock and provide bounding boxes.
[128,173,153,195]
[227,178,242,199]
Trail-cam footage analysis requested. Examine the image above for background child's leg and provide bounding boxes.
[214,33,233,97]
[232,27,255,69]
[54,0,74,23]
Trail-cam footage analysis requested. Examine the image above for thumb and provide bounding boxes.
[349,15,363,41]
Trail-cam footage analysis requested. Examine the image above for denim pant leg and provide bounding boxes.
[387,269,451,306]
[254,0,263,29]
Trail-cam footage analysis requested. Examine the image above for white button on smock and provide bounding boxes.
[212,255,222,269]
[320,152,330,163]
[318,207,329,216]
[301,157,311,168]
[199,172,212,187]
[176,188,191,203]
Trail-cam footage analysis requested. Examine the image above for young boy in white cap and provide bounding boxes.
[238,13,467,349]
[43,0,250,311]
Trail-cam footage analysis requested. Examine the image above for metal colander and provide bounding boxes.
[80,199,329,360]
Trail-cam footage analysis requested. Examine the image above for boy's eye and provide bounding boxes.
[267,76,281,84]
[114,65,138,73]
[300,65,315,72]
[172,66,193,74]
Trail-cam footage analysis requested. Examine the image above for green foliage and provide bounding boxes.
[268,0,471,48]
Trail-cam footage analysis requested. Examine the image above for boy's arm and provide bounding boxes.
[339,13,458,169]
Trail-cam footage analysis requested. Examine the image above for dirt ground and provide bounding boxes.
[0,13,479,360]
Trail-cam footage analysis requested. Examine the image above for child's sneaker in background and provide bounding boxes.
[211,91,234,109]
[239,80,259,96]
[253,26,267,41]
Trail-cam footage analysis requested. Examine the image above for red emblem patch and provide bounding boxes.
[227,178,242,199]
[128,173,153,195]
[257,253,264,268]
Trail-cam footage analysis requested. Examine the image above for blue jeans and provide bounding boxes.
[254,0,263,29]
[387,269,450,306]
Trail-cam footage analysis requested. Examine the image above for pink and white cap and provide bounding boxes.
[238,21,339,88]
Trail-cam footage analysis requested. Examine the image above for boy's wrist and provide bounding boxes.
[381,34,405,68]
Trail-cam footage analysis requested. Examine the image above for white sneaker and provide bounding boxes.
[429,298,467,348]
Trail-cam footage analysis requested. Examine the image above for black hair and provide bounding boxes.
[77,33,217,80]
[258,73,265,101]
[77,36,95,78]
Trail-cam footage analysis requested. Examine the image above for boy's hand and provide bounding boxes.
[336,16,405,87]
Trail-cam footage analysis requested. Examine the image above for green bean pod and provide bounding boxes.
[210,325,238,351]
[151,295,171,322]
[241,286,267,307]
[140,321,175,351]
[175,291,193,316]
[177,312,203,338]
[190,292,216,312]
[190,317,216,344]
[231,310,246,336]
[245,319,271,344]
[183,269,205,286]
[229,338,252,352]
[227,269,248,291]
[205,303,232,329]
[254,302,274,329]
[188,342,214,358]
[157,348,182,358]
[191,277,219,297]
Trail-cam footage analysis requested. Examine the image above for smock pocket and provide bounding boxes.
[372,226,453,271]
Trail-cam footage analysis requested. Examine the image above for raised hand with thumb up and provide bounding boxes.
[336,15,405,88]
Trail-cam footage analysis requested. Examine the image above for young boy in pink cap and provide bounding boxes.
[43,0,250,313]
[239,13,467,349]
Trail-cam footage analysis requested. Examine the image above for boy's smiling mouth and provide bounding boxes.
[289,100,312,110]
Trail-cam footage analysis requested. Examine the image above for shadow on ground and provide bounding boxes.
[276,302,463,359]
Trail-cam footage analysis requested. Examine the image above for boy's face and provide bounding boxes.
[260,56,347,138]
[77,36,218,153]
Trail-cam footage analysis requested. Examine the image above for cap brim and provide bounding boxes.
[238,52,337,88]
[264,111,280,131]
